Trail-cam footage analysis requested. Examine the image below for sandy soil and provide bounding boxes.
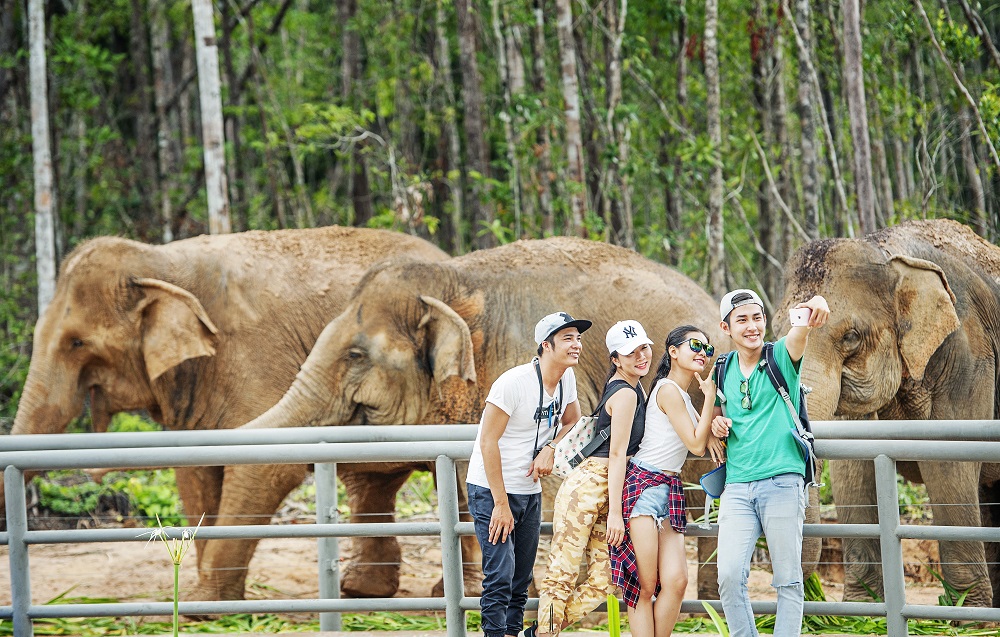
[0,518,947,619]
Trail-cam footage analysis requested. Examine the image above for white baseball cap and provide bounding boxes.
[720,289,765,321]
[605,320,653,355]
[534,311,592,345]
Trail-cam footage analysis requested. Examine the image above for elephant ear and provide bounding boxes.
[135,278,219,382]
[418,295,477,385]
[890,255,960,381]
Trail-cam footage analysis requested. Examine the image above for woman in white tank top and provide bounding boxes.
[610,325,726,637]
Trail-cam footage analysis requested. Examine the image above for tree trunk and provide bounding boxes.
[150,0,176,242]
[665,0,687,264]
[455,0,494,248]
[131,0,156,230]
[891,65,910,204]
[843,0,877,234]
[794,0,820,239]
[492,0,523,238]
[506,20,526,95]
[28,0,56,313]
[959,106,988,236]
[604,0,633,249]
[705,0,725,295]
[219,0,245,231]
[0,0,14,105]
[192,0,232,234]
[530,0,554,233]
[436,0,465,253]
[179,34,194,158]
[555,0,586,235]
[340,0,373,227]
[751,0,776,298]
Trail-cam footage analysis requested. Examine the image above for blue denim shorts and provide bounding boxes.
[628,460,673,523]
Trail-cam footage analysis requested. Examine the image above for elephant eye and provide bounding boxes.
[71,338,84,349]
[841,328,862,352]
[347,348,366,361]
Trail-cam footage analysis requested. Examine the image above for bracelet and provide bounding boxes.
[545,441,557,450]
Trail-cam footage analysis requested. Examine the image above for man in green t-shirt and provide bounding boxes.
[710,289,829,637]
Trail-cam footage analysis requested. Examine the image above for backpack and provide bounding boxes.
[714,342,822,489]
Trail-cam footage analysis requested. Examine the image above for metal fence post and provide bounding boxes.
[5,465,34,637]
[315,461,341,631]
[436,455,466,637]
[874,454,907,637]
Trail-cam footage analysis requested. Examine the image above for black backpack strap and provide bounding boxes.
[573,379,630,464]
[760,342,821,488]
[714,351,734,417]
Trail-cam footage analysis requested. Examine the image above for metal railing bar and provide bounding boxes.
[20,522,444,544]
[901,604,1000,621]
[814,439,1000,461]
[0,441,476,470]
[0,425,480,451]
[813,420,1000,440]
[898,525,1000,542]
[10,598,450,619]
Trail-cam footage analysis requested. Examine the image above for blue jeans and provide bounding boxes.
[717,473,805,637]
[467,483,542,637]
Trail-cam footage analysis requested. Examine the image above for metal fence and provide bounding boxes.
[2,421,1000,637]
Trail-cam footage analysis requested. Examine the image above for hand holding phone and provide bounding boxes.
[789,307,812,326]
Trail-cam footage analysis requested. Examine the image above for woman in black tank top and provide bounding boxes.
[534,320,652,637]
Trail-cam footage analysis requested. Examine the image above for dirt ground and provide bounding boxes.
[0,515,947,619]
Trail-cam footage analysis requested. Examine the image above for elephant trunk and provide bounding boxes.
[12,361,81,436]
[800,344,840,422]
[241,315,353,430]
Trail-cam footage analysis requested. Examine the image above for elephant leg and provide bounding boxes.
[831,459,884,602]
[339,467,413,598]
[803,487,822,578]
[979,481,1000,608]
[174,466,224,573]
[431,461,483,597]
[921,461,992,607]
[187,463,308,602]
[697,537,720,600]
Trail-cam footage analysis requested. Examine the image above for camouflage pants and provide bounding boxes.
[537,457,613,634]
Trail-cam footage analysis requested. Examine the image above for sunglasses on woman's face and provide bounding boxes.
[682,338,715,358]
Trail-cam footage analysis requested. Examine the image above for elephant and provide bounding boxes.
[10,226,448,601]
[239,235,820,600]
[777,218,1000,607]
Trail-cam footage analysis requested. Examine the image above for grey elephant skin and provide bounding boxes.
[240,236,823,600]
[10,226,448,601]
[778,218,1000,607]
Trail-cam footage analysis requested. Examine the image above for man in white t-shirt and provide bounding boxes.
[466,311,591,637]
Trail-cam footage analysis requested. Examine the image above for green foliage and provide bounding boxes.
[897,476,931,521]
[34,469,183,527]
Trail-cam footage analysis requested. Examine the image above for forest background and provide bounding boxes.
[1,0,999,431]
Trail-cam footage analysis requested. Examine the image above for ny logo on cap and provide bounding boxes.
[559,312,573,322]
[623,325,637,338]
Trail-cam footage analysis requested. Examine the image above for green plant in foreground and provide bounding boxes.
[700,600,730,637]
[139,513,205,637]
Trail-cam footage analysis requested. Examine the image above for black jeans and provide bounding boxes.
[467,482,542,637]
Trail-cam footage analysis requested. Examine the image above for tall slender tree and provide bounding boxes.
[436,0,465,253]
[340,0,373,227]
[843,0,877,234]
[530,0,555,233]
[192,0,232,234]
[455,0,494,248]
[28,0,55,313]
[705,0,725,295]
[151,0,176,242]
[795,0,820,239]
[555,0,586,235]
[492,0,523,238]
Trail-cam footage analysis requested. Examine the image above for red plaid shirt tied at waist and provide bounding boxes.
[609,460,687,609]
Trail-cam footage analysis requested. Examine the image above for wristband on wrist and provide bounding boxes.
[545,441,557,450]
